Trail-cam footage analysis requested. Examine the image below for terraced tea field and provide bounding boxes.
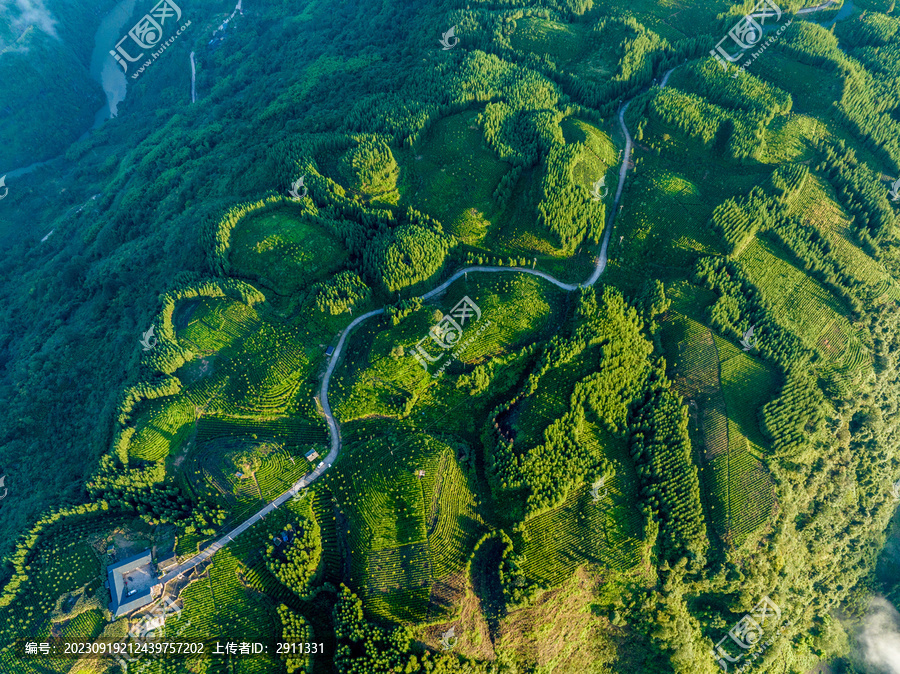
[714,335,777,545]
[664,314,776,546]
[129,397,196,462]
[173,501,319,671]
[178,297,263,356]
[791,173,900,304]
[519,423,643,587]
[127,291,330,468]
[0,514,130,674]
[737,238,866,369]
[321,422,485,622]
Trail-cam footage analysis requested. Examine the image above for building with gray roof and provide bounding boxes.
[107,550,156,617]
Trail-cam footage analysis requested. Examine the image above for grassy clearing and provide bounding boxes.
[229,205,350,296]
[753,51,844,116]
[493,568,623,673]
[508,17,589,64]
[615,165,724,269]
[588,0,732,42]
[398,110,511,246]
[758,114,825,164]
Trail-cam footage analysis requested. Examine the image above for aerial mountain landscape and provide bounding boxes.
[2,0,900,671]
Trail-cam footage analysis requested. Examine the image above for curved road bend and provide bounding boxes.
[796,0,837,15]
[153,67,679,594]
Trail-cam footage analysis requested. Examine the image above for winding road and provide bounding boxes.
[152,68,677,595]
[190,52,197,103]
[796,0,838,15]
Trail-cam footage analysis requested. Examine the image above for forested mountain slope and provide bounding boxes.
[1,0,900,672]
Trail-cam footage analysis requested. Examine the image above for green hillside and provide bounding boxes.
[2,1,900,673]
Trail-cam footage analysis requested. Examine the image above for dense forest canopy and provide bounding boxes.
[1,0,900,673]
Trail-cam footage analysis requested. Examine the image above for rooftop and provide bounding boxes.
[107,550,156,617]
